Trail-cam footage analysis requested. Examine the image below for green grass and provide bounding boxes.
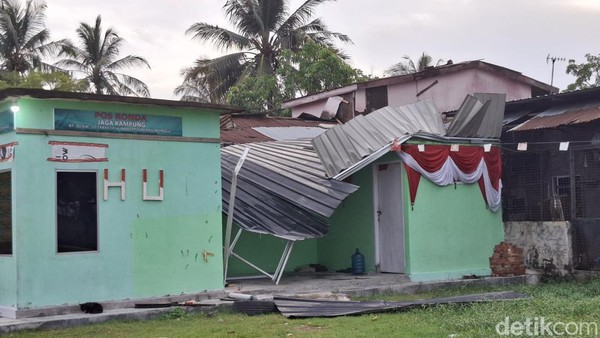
[6,278,600,338]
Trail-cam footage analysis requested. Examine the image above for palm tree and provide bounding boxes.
[0,0,61,74]
[56,15,150,97]
[175,59,224,103]
[182,0,351,101]
[384,52,445,77]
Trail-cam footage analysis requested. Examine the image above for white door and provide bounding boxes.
[376,163,405,273]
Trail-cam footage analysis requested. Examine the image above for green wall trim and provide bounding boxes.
[16,128,220,143]
[409,268,492,282]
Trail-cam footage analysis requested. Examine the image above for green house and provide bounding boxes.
[0,88,238,318]
[223,97,505,283]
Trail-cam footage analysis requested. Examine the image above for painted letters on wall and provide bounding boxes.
[54,109,182,136]
[48,141,108,163]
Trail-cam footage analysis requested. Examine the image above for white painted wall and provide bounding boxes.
[290,68,536,118]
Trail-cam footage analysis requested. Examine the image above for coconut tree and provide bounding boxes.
[56,15,150,97]
[384,52,445,76]
[181,0,351,102]
[0,0,62,74]
[175,59,224,103]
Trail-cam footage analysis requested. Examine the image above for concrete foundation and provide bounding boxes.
[504,221,573,275]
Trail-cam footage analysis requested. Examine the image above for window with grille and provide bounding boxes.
[57,171,98,253]
[0,171,11,255]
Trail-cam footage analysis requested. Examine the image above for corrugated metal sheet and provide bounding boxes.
[321,96,344,119]
[221,140,358,240]
[510,105,600,132]
[253,127,327,141]
[447,93,505,138]
[312,100,445,178]
[274,291,529,318]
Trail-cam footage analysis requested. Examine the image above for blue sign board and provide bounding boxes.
[54,109,182,136]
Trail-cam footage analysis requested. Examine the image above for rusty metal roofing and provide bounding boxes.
[221,114,336,144]
[221,140,358,240]
[312,100,445,178]
[509,106,600,131]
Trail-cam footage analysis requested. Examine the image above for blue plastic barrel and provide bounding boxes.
[351,248,365,275]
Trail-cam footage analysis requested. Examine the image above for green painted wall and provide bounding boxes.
[0,257,16,308]
[317,168,375,272]
[0,130,16,310]
[403,173,504,281]
[224,223,318,277]
[3,97,223,309]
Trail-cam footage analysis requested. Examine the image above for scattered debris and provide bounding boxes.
[228,292,256,300]
[294,264,328,273]
[274,291,529,318]
[134,300,215,309]
[232,300,277,315]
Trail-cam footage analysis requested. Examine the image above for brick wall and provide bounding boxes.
[490,242,526,277]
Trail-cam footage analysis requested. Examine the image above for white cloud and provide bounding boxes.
[41,0,600,98]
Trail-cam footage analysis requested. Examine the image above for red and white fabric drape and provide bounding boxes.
[395,144,502,212]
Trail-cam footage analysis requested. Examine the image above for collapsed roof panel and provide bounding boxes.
[312,100,445,178]
[447,93,505,138]
[221,140,359,240]
[253,126,328,141]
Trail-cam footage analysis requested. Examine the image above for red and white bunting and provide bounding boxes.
[48,141,108,162]
[395,144,502,212]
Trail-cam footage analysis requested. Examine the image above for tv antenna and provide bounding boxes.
[547,54,566,88]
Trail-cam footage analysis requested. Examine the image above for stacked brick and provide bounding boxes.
[490,242,526,277]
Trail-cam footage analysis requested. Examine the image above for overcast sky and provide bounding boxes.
[44,0,600,100]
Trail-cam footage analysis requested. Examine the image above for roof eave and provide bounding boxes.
[0,88,243,115]
[281,84,358,108]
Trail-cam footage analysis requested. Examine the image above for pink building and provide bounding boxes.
[282,60,557,121]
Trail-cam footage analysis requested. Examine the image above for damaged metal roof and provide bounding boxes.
[312,96,504,179]
[253,127,328,141]
[221,114,336,145]
[503,86,600,131]
[509,104,600,132]
[312,100,445,178]
[222,140,358,240]
[447,93,506,138]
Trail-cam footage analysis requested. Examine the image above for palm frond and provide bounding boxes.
[174,75,212,103]
[278,0,331,32]
[186,23,253,51]
[107,72,150,97]
[258,0,286,32]
[223,0,262,37]
[106,55,150,72]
